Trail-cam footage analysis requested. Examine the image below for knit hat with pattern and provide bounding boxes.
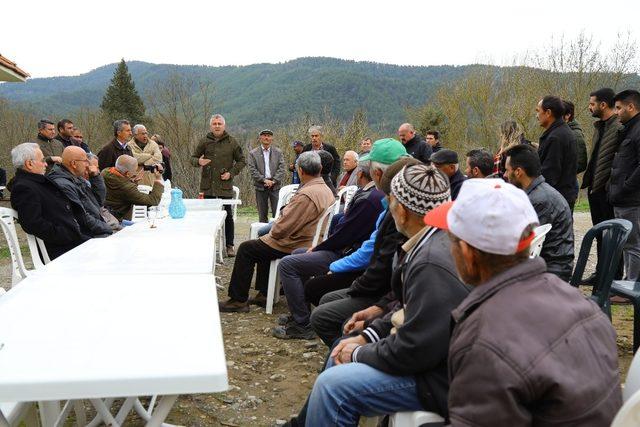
[391,163,451,215]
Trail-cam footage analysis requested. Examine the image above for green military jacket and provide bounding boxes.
[190,131,246,197]
[102,168,163,220]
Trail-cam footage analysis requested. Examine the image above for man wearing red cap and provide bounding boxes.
[424,178,621,426]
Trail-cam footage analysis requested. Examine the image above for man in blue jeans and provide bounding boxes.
[273,163,384,339]
[288,164,469,426]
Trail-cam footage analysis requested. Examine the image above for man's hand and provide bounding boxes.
[220,172,231,181]
[198,155,211,167]
[51,156,62,163]
[153,168,163,179]
[264,179,274,188]
[133,169,144,183]
[331,336,366,365]
[155,164,164,173]
[88,158,100,177]
[343,305,385,334]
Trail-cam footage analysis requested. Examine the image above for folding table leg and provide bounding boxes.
[89,399,120,427]
[38,401,61,427]
[145,395,178,427]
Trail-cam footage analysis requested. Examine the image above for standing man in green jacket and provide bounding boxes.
[191,114,246,256]
[562,100,588,174]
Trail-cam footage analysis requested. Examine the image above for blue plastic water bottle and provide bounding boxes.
[168,188,186,219]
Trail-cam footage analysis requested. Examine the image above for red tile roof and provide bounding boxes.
[0,54,30,79]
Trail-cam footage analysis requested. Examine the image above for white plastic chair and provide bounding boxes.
[249,184,299,239]
[388,411,445,426]
[131,205,148,223]
[335,185,358,215]
[232,186,240,221]
[612,389,640,427]
[312,202,338,247]
[25,233,50,269]
[529,223,552,258]
[131,185,152,223]
[0,207,31,286]
[137,184,152,194]
[624,347,640,401]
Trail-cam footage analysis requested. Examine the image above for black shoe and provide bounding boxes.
[248,293,267,308]
[219,298,249,313]
[277,314,293,325]
[272,323,316,340]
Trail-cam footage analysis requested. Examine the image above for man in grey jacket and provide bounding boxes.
[424,178,621,426]
[48,146,112,237]
[504,144,574,281]
[247,129,285,223]
[302,164,469,425]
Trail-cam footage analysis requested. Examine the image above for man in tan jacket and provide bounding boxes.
[220,151,335,312]
[127,124,163,186]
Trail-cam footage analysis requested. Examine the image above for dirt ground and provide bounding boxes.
[0,211,634,426]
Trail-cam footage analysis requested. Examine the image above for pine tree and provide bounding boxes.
[100,59,146,125]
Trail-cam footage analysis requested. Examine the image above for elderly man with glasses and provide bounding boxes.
[48,146,113,237]
[10,143,92,259]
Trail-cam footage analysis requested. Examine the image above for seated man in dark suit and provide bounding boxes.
[10,142,91,259]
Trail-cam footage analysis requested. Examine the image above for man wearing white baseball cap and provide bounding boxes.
[423,178,622,425]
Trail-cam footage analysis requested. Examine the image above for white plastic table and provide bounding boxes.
[39,211,226,276]
[0,274,228,426]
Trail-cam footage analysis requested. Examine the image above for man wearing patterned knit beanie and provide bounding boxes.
[301,163,471,425]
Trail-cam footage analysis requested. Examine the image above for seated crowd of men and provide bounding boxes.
[5,87,640,425]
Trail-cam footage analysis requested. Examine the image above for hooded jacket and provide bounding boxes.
[48,164,112,237]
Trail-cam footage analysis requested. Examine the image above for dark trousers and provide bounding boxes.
[589,190,623,279]
[310,288,379,347]
[228,239,288,302]
[304,271,363,306]
[589,190,615,226]
[279,249,342,326]
[205,195,235,246]
[256,187,279,223]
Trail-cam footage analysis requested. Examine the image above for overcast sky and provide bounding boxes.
[2,0,638,78]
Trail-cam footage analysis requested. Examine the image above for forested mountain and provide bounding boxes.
[0,57,476,128]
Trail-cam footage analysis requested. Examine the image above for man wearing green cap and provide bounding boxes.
[310,138,410,347]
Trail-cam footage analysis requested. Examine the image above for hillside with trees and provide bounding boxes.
[0,57,472,129]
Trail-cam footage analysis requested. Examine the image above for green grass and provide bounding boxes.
[574,198,590,213]
[0,245,29,260]
[237,206,258,215]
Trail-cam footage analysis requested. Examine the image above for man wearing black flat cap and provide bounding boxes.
[431,149,467,199]
[248,129,285,222]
